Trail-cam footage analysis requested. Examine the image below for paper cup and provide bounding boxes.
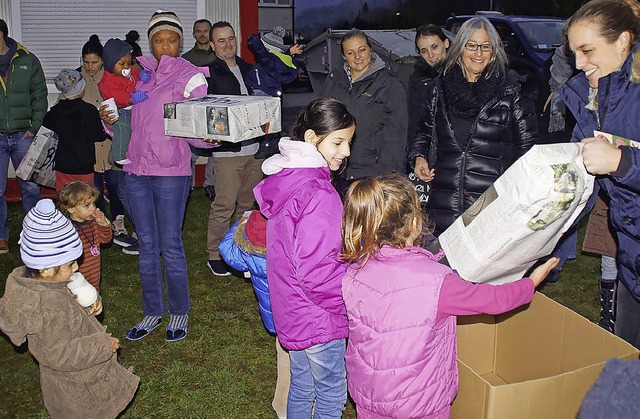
[100,98,119,121]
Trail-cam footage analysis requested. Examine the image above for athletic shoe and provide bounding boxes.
[208,259,231,276]
[203,185,216,201]
[112,215,128,236]
[122,242,139,255]
[0,240,8,254]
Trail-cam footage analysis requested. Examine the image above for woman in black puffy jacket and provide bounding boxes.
[407,25,449,143]
[407,17,538,235]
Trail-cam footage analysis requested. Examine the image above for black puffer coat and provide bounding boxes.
[407,70,538,235]
[407,59,441,144]
[322,54,408,180]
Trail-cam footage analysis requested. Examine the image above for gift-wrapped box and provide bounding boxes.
[163,94,281,143]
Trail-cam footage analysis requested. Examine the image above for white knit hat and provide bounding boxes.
[19,199,83,269]
[148,9,183,40]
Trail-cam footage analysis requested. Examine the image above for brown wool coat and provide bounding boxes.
[582,195,617,258]
[0,267,139,419]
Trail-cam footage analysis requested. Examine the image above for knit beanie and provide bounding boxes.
[19,199,83,269]
[262,26,288,53]
[102,38,133,73]
[54,69,86,99]
[148,10,183,40]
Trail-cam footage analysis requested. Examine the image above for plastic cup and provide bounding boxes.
[100,98,119,121]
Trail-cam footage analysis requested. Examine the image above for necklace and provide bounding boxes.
[75,220,100,256]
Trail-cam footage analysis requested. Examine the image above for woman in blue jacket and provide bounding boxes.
[559,0,640,347]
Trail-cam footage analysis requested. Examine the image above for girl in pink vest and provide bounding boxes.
[340,173,559,418]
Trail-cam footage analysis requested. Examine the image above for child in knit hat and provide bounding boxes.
[0,199,139,418]
[43,68,107,191]
[98,38,151,165]
[219,209,291,418]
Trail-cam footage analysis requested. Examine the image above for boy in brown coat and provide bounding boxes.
[0,199,138,418]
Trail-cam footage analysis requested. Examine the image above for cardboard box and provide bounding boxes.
[163,95,281,142]
[452,292,639,419]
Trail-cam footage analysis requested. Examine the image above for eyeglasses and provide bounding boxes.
[464,42,492,52]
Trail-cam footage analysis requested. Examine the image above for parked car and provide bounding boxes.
[444,11,565,72]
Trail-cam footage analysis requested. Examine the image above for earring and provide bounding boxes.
[622,47,626,52]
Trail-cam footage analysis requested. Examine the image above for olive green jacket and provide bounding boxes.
[0,39,47,135]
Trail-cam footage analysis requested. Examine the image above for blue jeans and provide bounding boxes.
[94,170,125,221]
[287,339,347,419]
[117,170,135,230]
[0,131,41,240]
[125,174,191,316]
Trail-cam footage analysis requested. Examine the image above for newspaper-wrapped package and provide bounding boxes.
[15,126,58,189]
[163,94,281,142]
[439,143,595,284]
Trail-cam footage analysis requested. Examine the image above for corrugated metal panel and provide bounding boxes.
[18,0,199,80]
[203,0,241,47]
[1,2,13,34]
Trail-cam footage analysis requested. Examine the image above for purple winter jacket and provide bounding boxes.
[125,55,215,177]
[253,139,349,351]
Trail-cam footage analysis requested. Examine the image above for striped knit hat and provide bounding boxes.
[19,199,82,269]
[148,9,183,40]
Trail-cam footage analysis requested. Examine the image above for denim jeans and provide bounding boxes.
[0,131,41,240]
[287,338,347,419]
[94,170,124,221]
[125,173,191,316]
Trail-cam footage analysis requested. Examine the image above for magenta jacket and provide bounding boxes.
[343,245,535,418]
[253,139,349,351]
[125,55,214,177]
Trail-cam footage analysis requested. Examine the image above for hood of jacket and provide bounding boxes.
[342,51,386,85]
[261,138,327,175]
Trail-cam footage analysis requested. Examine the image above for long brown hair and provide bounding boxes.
[341,173,432,265]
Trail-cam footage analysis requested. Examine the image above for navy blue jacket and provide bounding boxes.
[559,44,640,301]
[246,35,298,97]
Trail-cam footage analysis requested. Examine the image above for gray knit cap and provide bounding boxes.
[19,199,82,269]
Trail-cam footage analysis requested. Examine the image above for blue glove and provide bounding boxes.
[130,91,148,105]
[139,69,152,84]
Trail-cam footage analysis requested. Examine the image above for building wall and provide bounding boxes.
[258,7,293,36]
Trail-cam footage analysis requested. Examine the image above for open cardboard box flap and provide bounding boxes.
[452,292,639,418]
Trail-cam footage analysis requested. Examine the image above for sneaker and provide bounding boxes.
[126,318,162,341]
[113,234,137,248]
[122,242,139,255]
[244,271,251,279]
[112,215,128,236]
[0,239,8,254]
[203,185,216,201]
[208,259,231,276]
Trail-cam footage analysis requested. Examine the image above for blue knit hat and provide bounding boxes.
[103,38,133,73]
[19,199,82,269]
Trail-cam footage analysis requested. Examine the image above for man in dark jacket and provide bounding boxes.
[0,19,46,254]
[204,21,264,277]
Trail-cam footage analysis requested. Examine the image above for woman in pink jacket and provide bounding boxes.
[102,10,216,343]
[341,173,559,418]
[254,97,355,418]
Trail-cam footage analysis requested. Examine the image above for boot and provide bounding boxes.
[598,279,616,333]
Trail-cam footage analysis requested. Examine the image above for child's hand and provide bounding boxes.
[87,296,103,316]
[131,91,149,105]
[108,334,120,353]
[139,69,152,84]
[93,208,109,226]
[529,257,560,287]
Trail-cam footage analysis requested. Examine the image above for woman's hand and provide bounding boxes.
[98,104,118,126]
[582,137,622,175]
[414,156,435,182]
[529,257,560,287]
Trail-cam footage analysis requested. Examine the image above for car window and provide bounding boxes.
[515,21,564,51]
[492,21,523,57]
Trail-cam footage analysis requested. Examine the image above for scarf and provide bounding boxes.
[442,63,504,118]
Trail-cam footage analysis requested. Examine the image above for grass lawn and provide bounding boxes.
[0,191,602,417]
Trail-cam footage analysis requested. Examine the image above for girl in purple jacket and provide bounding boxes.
[341,173,559,418]
[253,97,355,418]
